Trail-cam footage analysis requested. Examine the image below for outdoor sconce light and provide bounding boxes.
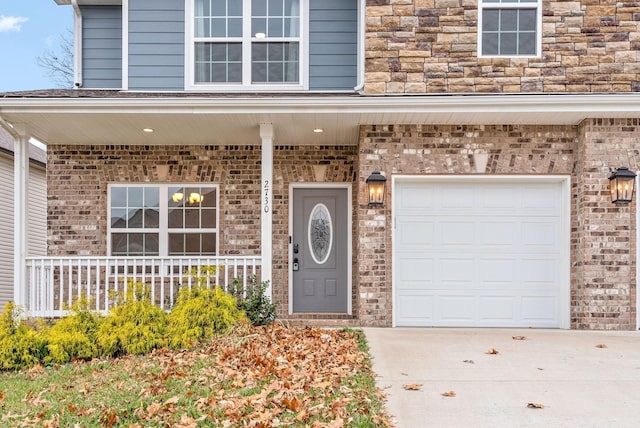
[366,171,387,206]
[609,167,637,204]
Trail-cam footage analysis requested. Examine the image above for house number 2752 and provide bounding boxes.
[263,179,270,213]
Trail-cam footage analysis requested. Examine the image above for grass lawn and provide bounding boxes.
[0,324,393,427]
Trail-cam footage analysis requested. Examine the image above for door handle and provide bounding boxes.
[293,243,299,254]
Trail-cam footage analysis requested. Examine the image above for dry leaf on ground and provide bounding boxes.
[485,348,499,355]
[527,403,544,409]
[512,336,527,340]
[402,383,423,391]
[595,344,608,348]
[441,391,456,397]
[462,359,474,364]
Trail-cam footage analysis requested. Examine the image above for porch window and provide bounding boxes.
[479,0,541,57]
[187,0,304,90]
[109,184,218,256]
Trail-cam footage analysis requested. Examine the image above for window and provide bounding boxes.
[109,184,218,256]
[479,0,541,57]
[187,0,305,90]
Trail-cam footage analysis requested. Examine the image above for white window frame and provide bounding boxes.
[107,183,220,257]
[185,0,309,91]
[478,0,542,58]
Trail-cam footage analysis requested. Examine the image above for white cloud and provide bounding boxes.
[0,15,29,32]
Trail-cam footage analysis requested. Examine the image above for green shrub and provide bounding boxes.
[166,285,246,349]
[230,276,277,326]
[0,302,47,370]
[96,282,167,357]
[44,298,102,364]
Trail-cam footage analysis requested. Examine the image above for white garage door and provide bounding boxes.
[393,177,569,328]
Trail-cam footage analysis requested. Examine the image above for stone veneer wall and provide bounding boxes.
[272,146,358,320]
[574,119,638,329]
[365,0,640,93]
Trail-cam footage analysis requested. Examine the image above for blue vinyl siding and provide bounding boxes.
[308,0,358,91]
[81,6,122,89]
[128,0,185,91]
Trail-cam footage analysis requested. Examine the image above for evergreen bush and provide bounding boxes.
[44,298,102,364]
[96,282,167,357]
[230,276,277,326]
[166,284,246,350]
[0,302,47,370]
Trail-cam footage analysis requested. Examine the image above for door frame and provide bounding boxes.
[288,183,352,315]
[391,175,571,328]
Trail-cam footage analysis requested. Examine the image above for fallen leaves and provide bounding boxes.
[512,335,527,340]
[527,402,545,409]
[462,359,475,364]
[0,324,393,427]
[485,348,499,355]
[402,383,423,391]
[595,344,608,348]
[441,391,456,397]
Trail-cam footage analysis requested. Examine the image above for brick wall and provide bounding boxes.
[47,145,262,256]
[272,145,358,320]
[365,0,640,93]
[358,124,580,325]
[358,122,638,329]
[574,118,639,329]
[47,144,359,321]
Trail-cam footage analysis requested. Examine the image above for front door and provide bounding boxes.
[292,187,349,313]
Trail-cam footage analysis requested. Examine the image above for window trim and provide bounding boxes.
[477,0,542,59]
[107,183,220,257]
[185,0,309,91]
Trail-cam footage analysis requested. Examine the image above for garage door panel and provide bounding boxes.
[478,296,516,321]
[396,295,435,324]
[440,222,474,247]
[478,221,517,247]
[397,219,435,247]
[522,185,561,210]
[522,221,559,248]
[440,258,475,284]
[397,257,434,287]
[521,258,558,287]
[439,295,476,322]
[441,187,476,209]
[479,186,520,210]
[397,186,436,210]
[394,179,567,328]
[478,258,517,284]
[522,296,558,322]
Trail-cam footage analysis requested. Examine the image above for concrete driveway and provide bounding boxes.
[363,328,640,428]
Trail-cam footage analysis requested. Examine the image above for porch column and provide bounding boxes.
[13,126,29,307]
[260,123,274,297]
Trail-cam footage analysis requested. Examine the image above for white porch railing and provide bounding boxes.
[24,256,261,317]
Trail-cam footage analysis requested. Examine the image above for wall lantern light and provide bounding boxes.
[608,167,636,204]
[366,171,387,206]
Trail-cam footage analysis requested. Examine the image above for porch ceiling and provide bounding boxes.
[1,93,640,146]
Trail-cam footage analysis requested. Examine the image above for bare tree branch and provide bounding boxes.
[37,29,74,89]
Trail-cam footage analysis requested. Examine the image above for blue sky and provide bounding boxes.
[0,0,73,92]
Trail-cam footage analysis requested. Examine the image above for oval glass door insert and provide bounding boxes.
[308,203,333,264]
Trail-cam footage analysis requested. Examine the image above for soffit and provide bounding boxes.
[1,93,640,146]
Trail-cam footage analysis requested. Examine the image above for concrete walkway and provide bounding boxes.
[364,328,640,428]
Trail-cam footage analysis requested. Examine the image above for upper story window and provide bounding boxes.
[109,184,218,256]
[186,0,305,91]
[479,0,541,57]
